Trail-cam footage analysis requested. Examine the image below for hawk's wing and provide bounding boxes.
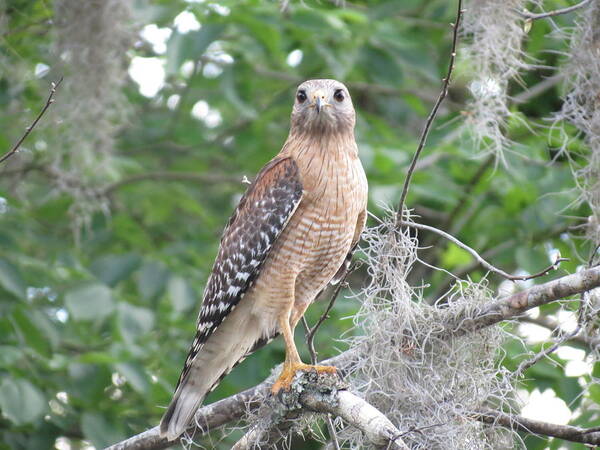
[178,156,303,387]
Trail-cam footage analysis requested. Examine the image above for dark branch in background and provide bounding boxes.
[401,221,569,282]
[106,266,600,450]
[102,171,242,195]
[520,315,600,350]
[395,0,463,226]
[0,77,63,165]
[512,74,563,104]
[474,408,600,446]
[519,0,592,20]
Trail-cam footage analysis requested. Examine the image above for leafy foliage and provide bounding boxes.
[0,0,597,449]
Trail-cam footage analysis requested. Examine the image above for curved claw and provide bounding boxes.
[271,363,337,395]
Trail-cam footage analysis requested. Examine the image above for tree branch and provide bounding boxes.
[396,0,463,225]
[402,221,568,282]
[519,0,592,20]
[231,371,410,450]
[520,315,600,350]
[474,408,600,445]
[0,77,63,165]
[450,266,600,334]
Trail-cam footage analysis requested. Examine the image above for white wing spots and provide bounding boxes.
[236,272,250,281]
[226,286,240,296]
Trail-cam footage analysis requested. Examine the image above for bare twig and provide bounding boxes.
[396,0,463,226]
[0,77,63,165]
[519,0,592,20]
[302,268,352,364]
[474,408,600,445]
[401,220,568,281]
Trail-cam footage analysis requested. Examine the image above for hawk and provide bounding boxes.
[160,79,368,441]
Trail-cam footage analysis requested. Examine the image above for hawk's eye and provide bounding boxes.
[334,89,345,102]
[296,90,307,103]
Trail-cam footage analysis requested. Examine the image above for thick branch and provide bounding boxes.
[474,408,600,445]
[452,266,600,334]
[303,390,410,449]
[231,372,409,450]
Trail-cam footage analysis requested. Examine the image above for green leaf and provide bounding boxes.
[0,258,26,299]
[64,283,115,322]
[81,412,125,448]
[0,346,21,367]
[137,261,168,301]
[90,253,141,287]
[11,305,51,357]
[0,377,46,425]
[115,362,150,394]
[166,24,226,75]
[168,276,197,313]
[118,302,154,345]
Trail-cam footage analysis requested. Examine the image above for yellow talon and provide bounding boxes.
[271,363,337,394]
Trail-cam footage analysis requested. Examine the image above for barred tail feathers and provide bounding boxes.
[159,298,274,440]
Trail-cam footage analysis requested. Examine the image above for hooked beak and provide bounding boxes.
[312,90,329,114]
[315,96,325,114]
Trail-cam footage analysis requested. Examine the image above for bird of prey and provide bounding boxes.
[159,79,368,441]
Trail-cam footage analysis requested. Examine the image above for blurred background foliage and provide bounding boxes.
[0,0,597,449]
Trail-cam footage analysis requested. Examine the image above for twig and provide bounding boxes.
[519,0,592,20]
[302,267,352,364]
[396,0,463,226]
[474,408,600,445]
[0,77,63,165]
[401,220,568,281]
[514,325,581,376]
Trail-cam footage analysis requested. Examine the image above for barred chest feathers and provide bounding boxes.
[255,133,368,311]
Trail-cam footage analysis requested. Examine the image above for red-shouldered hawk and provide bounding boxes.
[159,79,368,441]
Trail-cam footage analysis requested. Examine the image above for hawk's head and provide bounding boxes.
[290,79,355,134]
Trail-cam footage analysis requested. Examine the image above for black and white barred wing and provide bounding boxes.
[159,156,303,440]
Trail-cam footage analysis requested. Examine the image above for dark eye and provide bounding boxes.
[334,89,345,102]
[296,90,307,103]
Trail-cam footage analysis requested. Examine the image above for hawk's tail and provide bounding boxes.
[158,303,278,441]
[159,381,207,441]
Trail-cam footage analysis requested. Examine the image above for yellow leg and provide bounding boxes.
[271,311,337,394]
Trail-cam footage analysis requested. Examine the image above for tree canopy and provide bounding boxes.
[0,0,599,449]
